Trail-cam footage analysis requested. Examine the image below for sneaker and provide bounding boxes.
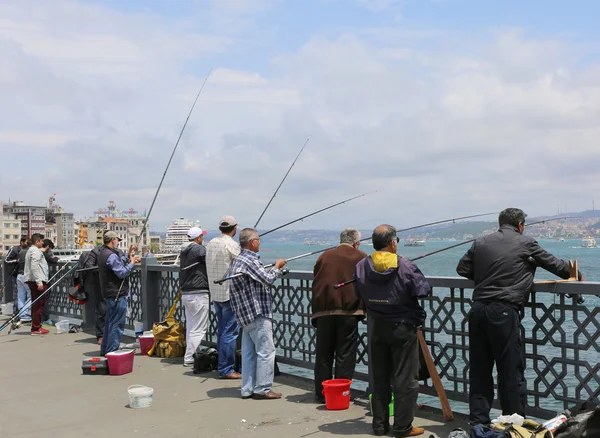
[183,362,194,367]
[31,329,49,336]
[397,427,425,437]
[39,327,50,334]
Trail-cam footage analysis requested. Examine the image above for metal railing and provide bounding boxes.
[3,257,599,418]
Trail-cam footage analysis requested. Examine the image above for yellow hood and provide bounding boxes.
[371,251,398,272]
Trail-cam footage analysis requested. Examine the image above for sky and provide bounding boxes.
[1,0,600,233]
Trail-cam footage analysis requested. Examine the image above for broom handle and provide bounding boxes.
[417,328,454,421]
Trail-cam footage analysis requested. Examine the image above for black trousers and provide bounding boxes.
[370,319,419,436]
[92,285,107,339]
[314,315,359,398]
[468,301,527,425]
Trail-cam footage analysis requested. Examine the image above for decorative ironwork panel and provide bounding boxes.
[46,263,83,319]
[126,268,142,330]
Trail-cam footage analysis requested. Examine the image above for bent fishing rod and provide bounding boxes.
[254,136,311,229]
[213,211,499,284]
[332,216,581,290]
[181,191,376,271]
[0,261,74,333]
[115,70,212,300]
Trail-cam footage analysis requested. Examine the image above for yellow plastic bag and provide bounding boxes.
[147,293,186,357]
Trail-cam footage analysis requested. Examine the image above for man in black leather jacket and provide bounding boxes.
[456,208,585,426]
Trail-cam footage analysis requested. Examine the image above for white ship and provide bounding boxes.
[581,236,596,248]
[404,238,426,247]
[164,218,200,253]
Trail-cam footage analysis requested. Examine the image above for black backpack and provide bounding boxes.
[193,348,218,373]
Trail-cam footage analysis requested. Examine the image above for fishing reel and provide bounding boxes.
[566,294,585,304]
[281,268,290,276]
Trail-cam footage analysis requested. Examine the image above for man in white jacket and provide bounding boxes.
[23,233,49,335]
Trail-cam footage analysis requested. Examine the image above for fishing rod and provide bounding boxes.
[115,70,212,300]
[213,211,500,284]
[259,191,376,237]
[333,216,580,289]
[254,135,311,229]
[0,262,77,333]
[181,191,376,272]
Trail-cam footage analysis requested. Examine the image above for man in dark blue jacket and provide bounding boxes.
[179,226,210,367]
[355,224,431,438]
[456,208,584,426]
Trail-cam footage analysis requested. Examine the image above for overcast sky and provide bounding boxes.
[1,0,599,233]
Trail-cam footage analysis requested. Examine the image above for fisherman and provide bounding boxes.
[179,226,210,367]
[16,237,32,322]
[98,231,140,355]
[311,228,367,403]
[456,208,585,426]
[23,233,50,336]
[4,236,27,314]
[79,246,103,345]
[354,225,430,437]
[206,215,242,379]
[229,228,287,399]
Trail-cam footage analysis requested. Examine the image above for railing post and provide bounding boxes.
[141,256,160,332]
[2,261,15,304]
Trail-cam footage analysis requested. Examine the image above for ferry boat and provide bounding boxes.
[52,249,85,262]
[581,236,596,248]
[163,218,200,253]
[404,238,426,247]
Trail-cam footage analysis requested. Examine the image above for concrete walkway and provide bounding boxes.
[0,317,467,438]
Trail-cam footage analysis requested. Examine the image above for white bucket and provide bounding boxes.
[0,303,13,315]
[128,385,153,409]
[55,320,70,334]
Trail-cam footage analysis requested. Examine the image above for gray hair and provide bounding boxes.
[340,228,361,245]
[239,228,259,248]
[372,224,397,250]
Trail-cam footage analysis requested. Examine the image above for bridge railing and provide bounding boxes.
[4,257,599,418]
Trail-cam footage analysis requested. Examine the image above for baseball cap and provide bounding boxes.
[219,215,237,227]
[187,227,208,239]
[104,231,122,242]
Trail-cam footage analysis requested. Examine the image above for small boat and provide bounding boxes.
[404,238,425,247]
[582,236,596,248]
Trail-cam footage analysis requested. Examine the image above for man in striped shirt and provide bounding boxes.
[206,215,242,379]
[229,228,286,400]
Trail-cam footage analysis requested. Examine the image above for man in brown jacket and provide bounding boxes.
[311,228,367,402]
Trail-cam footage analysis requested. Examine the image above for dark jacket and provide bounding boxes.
[179,242,209,294]
[43,249,60,265]
[18,246,29,275]
[98,245,130,299]
[77,248,100,291]
[456,225,575,308]
[4,246,21,277]
[311,244,367,324]
[354,254,431,326]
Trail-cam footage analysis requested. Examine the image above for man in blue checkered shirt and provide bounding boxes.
[229,227,287,400]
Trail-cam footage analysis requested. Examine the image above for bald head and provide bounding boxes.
[372,224,398,251]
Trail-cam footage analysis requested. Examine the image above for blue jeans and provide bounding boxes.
[213,301,239,377]
[16,274,31,320]
[241,317,276,397]
[100,296,127,356]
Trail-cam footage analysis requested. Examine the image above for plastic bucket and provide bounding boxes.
[0,303,13,315]
[127,385,153,408]
[139,335,154,356]
[55,320,70,334]
[106,349,135,375]
[322,379,352,410]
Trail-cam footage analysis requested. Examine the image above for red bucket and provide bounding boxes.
[322,379,352,410]
[139,335,154,356]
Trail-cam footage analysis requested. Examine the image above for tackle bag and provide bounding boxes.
[555,401,600,438]
[489,419,553,438]
[148,293,186,358]
[193,347,218,373]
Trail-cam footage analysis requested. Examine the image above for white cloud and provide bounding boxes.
[1,0,600,234]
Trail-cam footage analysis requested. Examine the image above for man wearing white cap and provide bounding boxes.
[206,215,242,379]
[179,226,210,367]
